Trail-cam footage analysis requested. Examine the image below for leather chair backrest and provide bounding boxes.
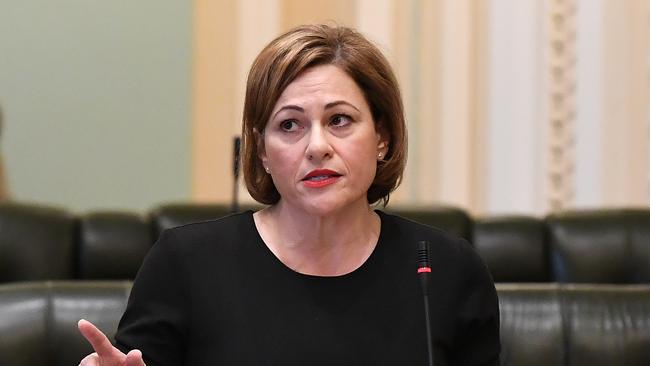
[547,209,650,283]
[386,206,472,240]
[497,283,650,366]
[0,203,75,282]
[149,203,262,240]
[561,284,650,366]
[497,284,564,366]
[473,216,549,282]
[78,212,152,279]
[624,210,650,282]
[1,281,649,366]
[0,281,131,366]
[0,282,49,365]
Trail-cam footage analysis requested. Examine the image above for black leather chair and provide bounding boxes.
[386,206,472,240]
[0,203,76,282]
[79,212,152,279]
[498,284,564,366]
[149,203,262,240]
[498,283,650,366]
[473,216,549,282]
[560,284,650,365]
[0,281,130,366]
[5,202,650,286]
[2,281,649,366]
[547,209,650,283]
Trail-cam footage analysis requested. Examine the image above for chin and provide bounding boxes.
[294,196,369,217]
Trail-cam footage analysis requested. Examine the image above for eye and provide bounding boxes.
[280,119,300,132]
[330,114,352,127]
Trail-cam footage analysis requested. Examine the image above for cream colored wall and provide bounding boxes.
[486,0,547,215]
[600,0,650,207]
[192,0,650,215]
[192,0,237,203]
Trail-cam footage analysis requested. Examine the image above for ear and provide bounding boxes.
[375,124,389,158]
[253,128,268,168]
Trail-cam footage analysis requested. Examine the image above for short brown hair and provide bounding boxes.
[242,24,407,206]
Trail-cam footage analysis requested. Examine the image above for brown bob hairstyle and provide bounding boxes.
[242,24,407,206]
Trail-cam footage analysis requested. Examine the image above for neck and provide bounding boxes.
[254,200,381,276]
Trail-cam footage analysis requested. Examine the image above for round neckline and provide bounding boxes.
[246,210,385,280]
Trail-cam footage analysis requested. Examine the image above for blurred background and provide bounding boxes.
[0,0,647,216]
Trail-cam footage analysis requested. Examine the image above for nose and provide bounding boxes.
[305,123,333,161]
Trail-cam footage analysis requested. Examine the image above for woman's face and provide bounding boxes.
[258,64,388,216]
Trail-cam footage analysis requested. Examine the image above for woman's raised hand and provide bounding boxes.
[77,319,146,366]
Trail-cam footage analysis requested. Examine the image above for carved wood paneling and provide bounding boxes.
[547,0,577,211]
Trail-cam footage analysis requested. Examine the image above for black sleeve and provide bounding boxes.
[115,229,188,365]
[451,239,501,366]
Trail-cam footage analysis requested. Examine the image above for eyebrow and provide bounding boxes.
[325,100,361,112]
[271,100,361,120]
[272,105,304,120]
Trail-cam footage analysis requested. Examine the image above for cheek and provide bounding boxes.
[353,131,380,160]
[344,138,379,178]
[267,145,301,175]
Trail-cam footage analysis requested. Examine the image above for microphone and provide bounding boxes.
[417,240,434,366]
[231,136,241,213]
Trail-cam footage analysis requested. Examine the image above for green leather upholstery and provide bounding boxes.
[0,281,131,366]
[0,203,75,282]
[1,282,648,366]
[386,206,472,240]
[547,209,650,283]
[79,212,152,279]
[2,202,650,285]
[561,284,650,365]
[473,216,549,282]
[149,203,262,239]
[498,284,564,366]
[497,284,650,366]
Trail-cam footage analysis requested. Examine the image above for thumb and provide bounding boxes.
[125,349,146,366]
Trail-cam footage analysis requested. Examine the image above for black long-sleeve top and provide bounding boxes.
[116,210,500,365]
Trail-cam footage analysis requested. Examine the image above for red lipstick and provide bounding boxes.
[301,169,341,188]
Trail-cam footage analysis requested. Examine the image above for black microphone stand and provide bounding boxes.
[230,136,241,213]
[417,240,435,366]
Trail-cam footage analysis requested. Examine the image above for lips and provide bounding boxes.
[301,169,342,188]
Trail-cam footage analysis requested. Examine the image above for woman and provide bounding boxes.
[78,24,500,365]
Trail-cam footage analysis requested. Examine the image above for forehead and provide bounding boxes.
[272,64,369,111]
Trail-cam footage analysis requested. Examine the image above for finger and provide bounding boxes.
[79,352,99,366]
[126,349,146,366]
[77,319,115,358]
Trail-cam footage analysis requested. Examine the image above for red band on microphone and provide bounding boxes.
[418,267,432,273]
